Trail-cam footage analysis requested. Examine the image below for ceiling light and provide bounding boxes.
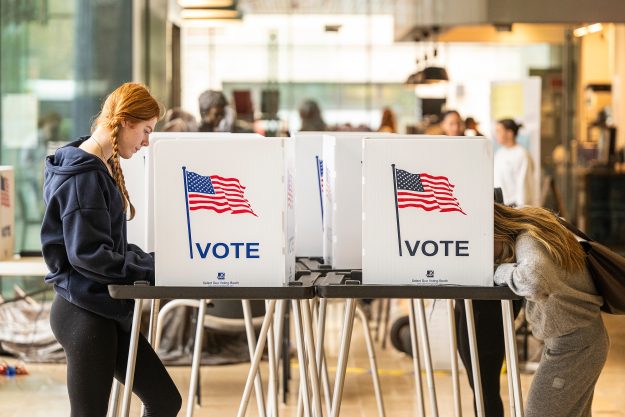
[178,0,234,7]
[421,66,449,84]
[180,8,241,20]
[574,23,603,37]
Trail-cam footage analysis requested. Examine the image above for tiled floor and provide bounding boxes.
[1,303,624,416]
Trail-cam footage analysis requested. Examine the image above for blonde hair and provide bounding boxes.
[494,203,586,273]
[93,82,162,220]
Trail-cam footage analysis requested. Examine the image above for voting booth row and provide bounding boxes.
[110,132,522,417]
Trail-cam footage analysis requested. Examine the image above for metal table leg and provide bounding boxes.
[292,300,312,417]
[119,298,144,417]
[415,299,438,417]
[186,299,207,417]
[464,299,485,417]
[355,305,386,417]
[267,299,287,417]
[301,299,323,417]
[502,300,524,417]
[408,298,425,417]
[237,300,277,417]
[330,298,357,417]
[242,300,268,417]
[314,299,332,417]
[381,299,392,349]
[139,299,162,416]
[446,299,462,417]
[107,378,121,417]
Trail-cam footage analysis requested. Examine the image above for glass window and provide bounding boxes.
[1,0,132,255]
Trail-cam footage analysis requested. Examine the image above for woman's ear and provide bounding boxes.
[120,120,127,128]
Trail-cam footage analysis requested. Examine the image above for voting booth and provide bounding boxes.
[293,132,325,257]
[322,132,393,269]
[362,137,494,286]
[146,133,294,287]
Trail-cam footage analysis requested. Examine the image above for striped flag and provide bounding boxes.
[395,168,465,215]
[315,155,324,225]
[185,170,257,216]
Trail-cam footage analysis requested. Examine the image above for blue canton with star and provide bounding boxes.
[187,171,216,194]
[396,169,424,192]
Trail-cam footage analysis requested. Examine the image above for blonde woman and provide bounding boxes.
[42,83,182,416]
[494,203,608,417]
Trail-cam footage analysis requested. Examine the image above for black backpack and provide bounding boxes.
[557,217,625,315]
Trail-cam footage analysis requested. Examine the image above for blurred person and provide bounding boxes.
[299,99,326,131]
[215,105,236,132]
[377,107,397,133]
[442,115,520,417]
[464,116,483,136]
[198,90,227,132]
[164,107,198,132]
[440,110,464,136]
[42,83,182,417]
[494,203,608,417]
[494,118,536,207]
[163,118,191,132]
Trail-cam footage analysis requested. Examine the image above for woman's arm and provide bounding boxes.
[494,234,555,301]
[62,207,155,285]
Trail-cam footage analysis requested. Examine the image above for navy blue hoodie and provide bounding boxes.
[41,137,154,331]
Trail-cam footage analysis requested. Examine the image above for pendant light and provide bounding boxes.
[421,26,449,84]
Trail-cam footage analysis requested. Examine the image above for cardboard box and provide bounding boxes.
[362,137,493,286]
[321,132,394,269]
[292,133,325,257]
[150,136,294,287]
[0,166,15,260]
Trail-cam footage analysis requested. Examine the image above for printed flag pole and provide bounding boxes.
[182,166,194,259]
[391,164,403,256]
[315,155,324,228]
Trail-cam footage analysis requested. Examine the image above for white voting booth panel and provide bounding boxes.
[145,133,263,252]
[149,134,294,287]
[120,148,148,248]
[322,132,394,269]
[293,132,324,257]
[362,137,494,286]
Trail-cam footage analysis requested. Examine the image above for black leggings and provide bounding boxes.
[454,299,523,417]
[50,296,182,417]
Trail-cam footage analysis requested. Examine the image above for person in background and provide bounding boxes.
[377,107,397,133]
[439,110,464,136]
[198,90,227,132]
[299,99,327,131]
[442,112,518,417]
[493,203,608,417]
[494,118,536,207]
[41,82,182,417]
[163,107,198,132]
[464,116,483,136]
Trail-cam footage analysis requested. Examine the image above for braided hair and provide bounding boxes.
[93,83,162,220]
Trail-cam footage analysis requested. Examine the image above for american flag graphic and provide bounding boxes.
[287,171,294,209]
[185,170,257,216]
[315,156,325,225]
[395,168,466,215]
[317,157,324,192]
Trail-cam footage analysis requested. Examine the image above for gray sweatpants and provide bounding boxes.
[526,315,609,417]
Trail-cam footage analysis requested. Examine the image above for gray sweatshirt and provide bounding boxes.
[494,233,603,340]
